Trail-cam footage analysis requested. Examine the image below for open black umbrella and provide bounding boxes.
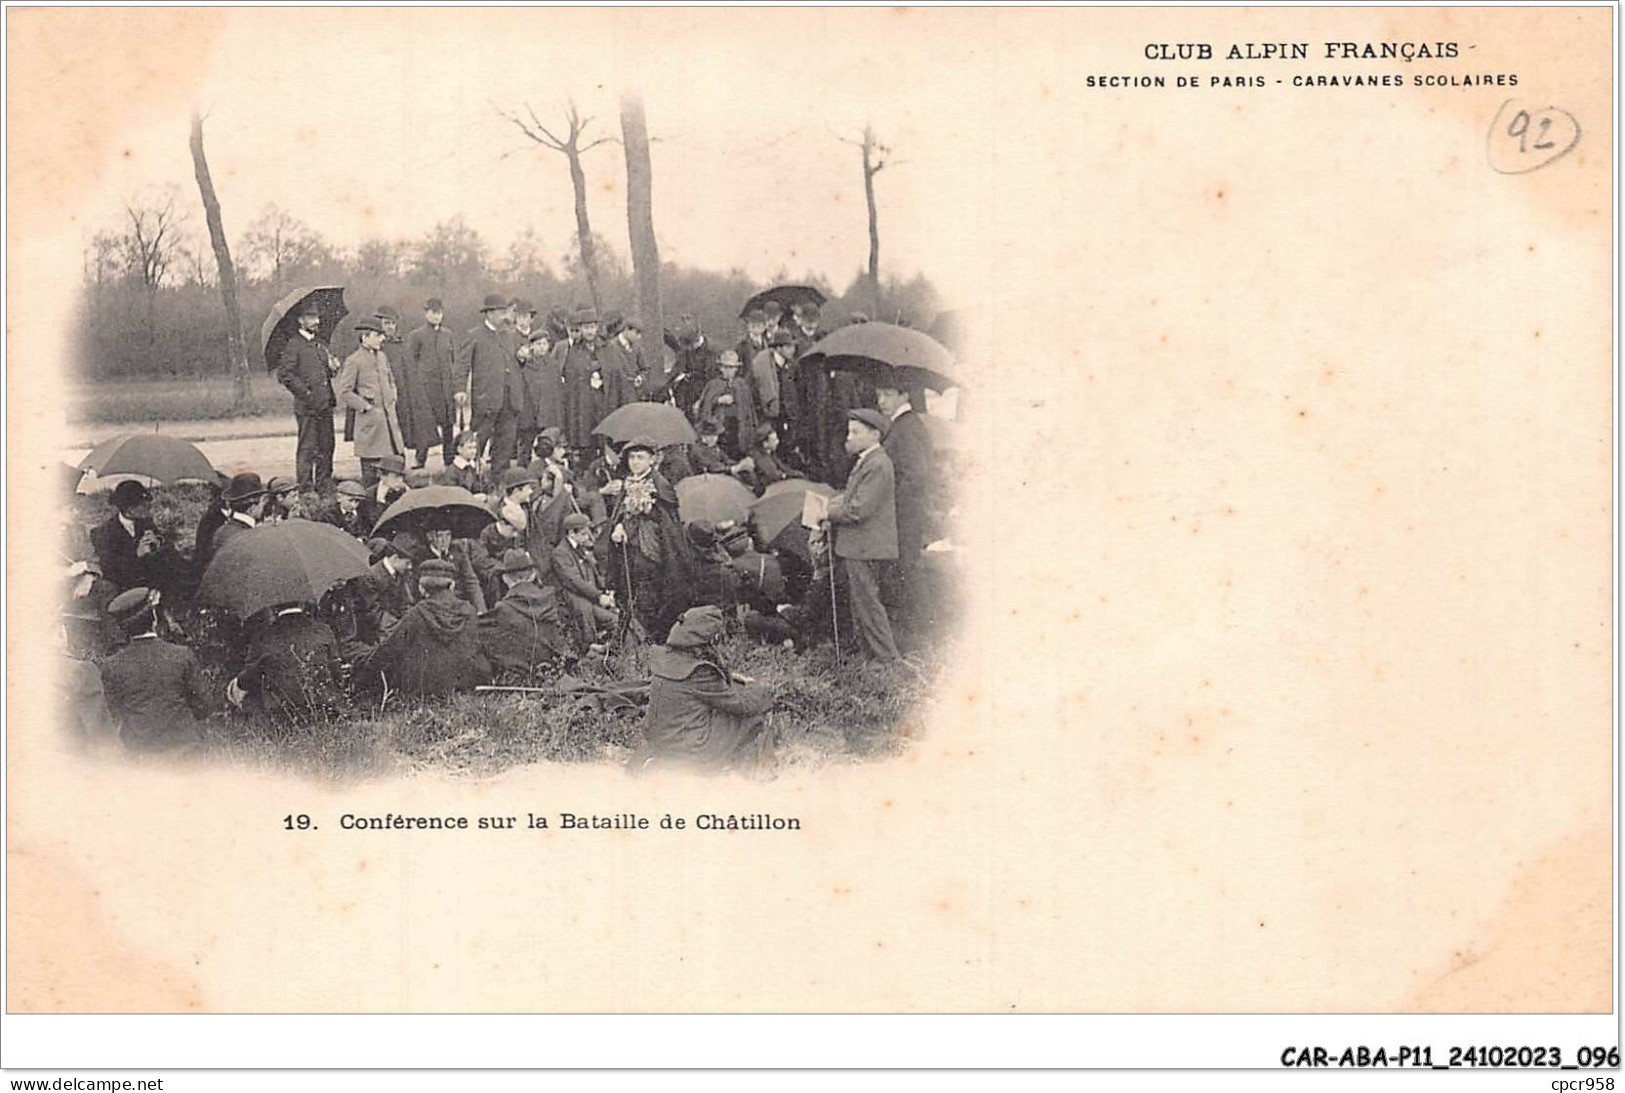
[78,433,217,485]
[371,485,495,541]
[199,518,370,619]
[593,402,697,448]
[740,284,827,320]
[801,322,959,393]
[261,285,347,373]
[749,478,834,563]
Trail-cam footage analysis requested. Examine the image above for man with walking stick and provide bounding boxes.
[823,409,902,664]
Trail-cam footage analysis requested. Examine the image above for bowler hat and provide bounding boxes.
[336,480,366,499]
[666,605,726,649]
[685,520,718,548]
[375,454,407,475]
[480,293,509,311]
[423,297,444,311]
[418,558,457,580]
[499,465,537,492]
[107,587,152,619]
[562,512,591,532]
[768,329,794,347]
[110,480,152,510]
[374,305,401,322]
[498,548,536,575]
[602,309,625,335]
[390,530,429,562]
[353,316,384,335]
[510,297,535,315]
[847,408,890,437]
[222,472,265,503]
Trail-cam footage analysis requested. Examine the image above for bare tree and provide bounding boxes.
[189,109,252,406]
[239,204,335,289]
[497,99,614,311]
[120,185,185,348]
[620,94,663,338]
[838,123,900,316]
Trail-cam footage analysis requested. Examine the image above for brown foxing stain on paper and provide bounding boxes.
[7,843,206,1012]
[1406,824,1611,1012]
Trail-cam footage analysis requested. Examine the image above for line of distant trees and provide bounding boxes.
[75,194,942,383]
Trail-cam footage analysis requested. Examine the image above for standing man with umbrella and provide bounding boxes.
[876,374,935,647]
[276,300,340,491]
[335,315,406,487]
[405,298,461,467]
[459,293,525,478]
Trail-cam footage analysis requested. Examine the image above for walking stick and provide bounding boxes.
[828,550,842,669]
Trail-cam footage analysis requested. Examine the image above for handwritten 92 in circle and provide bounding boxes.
[1487,99,1581,174]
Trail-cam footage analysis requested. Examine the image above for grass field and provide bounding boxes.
[65,486,947,780]
[70,373,290,425]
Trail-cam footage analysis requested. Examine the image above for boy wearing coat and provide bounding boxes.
[334,316,406,487]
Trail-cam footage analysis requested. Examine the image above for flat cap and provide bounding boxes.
[847,408,890,437]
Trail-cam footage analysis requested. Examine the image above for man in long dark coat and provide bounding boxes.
[876,377,936,646]
[459,293,525,476]
[559,305,608,451]
[275,300,338,490]
[653,314,715,420]
[405,298,461,467]
[378,305,432,469]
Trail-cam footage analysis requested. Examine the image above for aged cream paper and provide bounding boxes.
[5,7,1613,1016]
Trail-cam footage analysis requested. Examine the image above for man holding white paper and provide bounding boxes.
[824,409,901,663]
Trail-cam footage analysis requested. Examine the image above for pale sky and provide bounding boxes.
[77,8,981,293]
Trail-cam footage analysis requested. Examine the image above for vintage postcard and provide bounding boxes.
[3,4,1616,1069]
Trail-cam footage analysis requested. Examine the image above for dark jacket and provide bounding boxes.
[652,336,716,415]
[100,636,210,753]
[404,322,460,427]
[459,322,524,417]
[518,333,564,431]
[882,408,934,561]
[559,339,607,448]
[358,590,490,698]
[385,334,434,452]
[690,441,732,476]
[237,611,344,723]
[90,513,160,592]
[435,461,485,495]
[478,580,570,679]
[276,332,337,416]
[632,646,772,772]
[351,556,417,640]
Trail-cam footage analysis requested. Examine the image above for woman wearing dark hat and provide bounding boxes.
[627,605,773,774]
[604,436,694,641]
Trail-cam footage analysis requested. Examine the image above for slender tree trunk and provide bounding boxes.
[189,110,251,409]
[620,95,663,339]
[862,125,881,317]
[567,150,602,312]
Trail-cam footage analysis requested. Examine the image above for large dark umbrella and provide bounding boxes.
[199,518,370,619]
[676,474,756,526]
[261,285,347,373]
[750,478,835,562]
[593,402,697,448]
[802,321,959,392]
[740,284,827,320]
[730,550,787,603]
[78,433,217,485]
[371,485,495,540]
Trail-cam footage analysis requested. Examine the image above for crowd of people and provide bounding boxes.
[60,291,954,775]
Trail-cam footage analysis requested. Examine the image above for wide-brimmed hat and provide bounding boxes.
[223,472,265,503]
[665,604,726,649]
[498,548,536,575]
[480,292,509,312]
[109,480,152,510]
[847,408,890,437]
